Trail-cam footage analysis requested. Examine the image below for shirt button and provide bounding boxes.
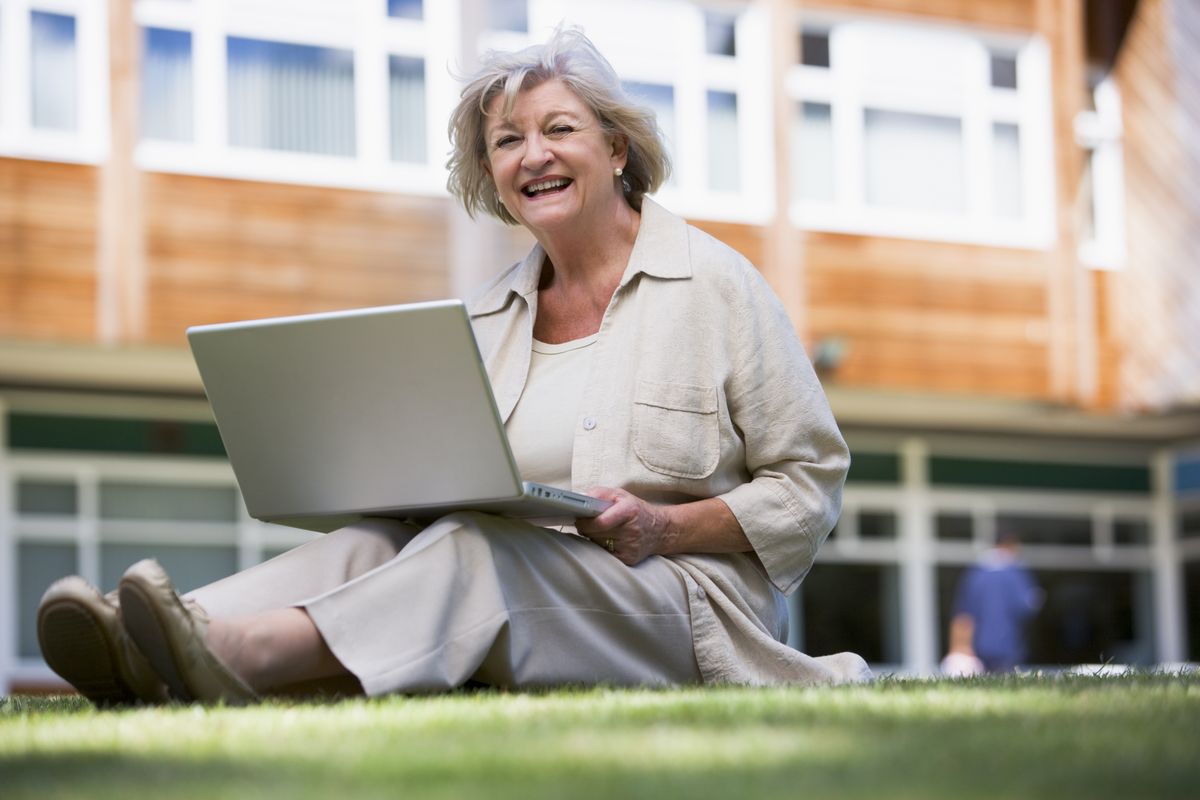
[695,587,707,601]
[582,416,597,431]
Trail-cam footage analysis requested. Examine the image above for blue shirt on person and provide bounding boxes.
[953,548,1042,672]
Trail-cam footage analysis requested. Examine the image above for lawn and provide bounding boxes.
[2,673,1197,799]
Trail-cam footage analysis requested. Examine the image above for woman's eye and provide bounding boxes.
[495,135,520,149]
[549,125,573,136]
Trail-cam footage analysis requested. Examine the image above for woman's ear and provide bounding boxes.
[610,133,629,169]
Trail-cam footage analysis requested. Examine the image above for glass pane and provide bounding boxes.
[99,482,239,522]
[1113,518,1150,545]
[18,542,78,659]
[705,11,737,57]
[992,122,1022,218]
[800,29,830,68]
[706,91,739,192]
[792,101,833,202]
[100,543,238,595]
[1180,510,1200,539]
[488,0,528,33]
[798,563,901,663]
[864,109,965,214]
[17,480,77,515]
[624,82,676,181]
[31,11,77,131]
[996,513,1092,546]
[389,55,426,163]
[859,511,897,540]
[938,566,1154,666]
[935,512,973,541]
[388,0,422,20]
[990,52,1018,89]
[227,37,356,157]
[142,27,193,142]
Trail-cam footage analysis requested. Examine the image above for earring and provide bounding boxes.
[614,167,623,177]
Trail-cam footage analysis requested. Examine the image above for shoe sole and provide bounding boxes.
[118,578,195,703]
[37,598,134,707]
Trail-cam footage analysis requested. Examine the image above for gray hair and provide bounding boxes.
[446,27,671,225]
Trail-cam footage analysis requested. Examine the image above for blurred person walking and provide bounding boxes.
[942,532,1043,675]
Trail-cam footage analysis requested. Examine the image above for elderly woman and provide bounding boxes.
[36,29,868,705]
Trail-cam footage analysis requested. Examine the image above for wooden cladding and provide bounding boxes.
[1109,0,1200,410]
[0,159,99,343]
[795,0,1038,29]
[804,232,1051,398]
[143,174,452,345]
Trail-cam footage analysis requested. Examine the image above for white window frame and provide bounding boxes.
[0,395,318,692]
[534,0,773,225]
[0,0,109,164]
[787,12,1056,249]
[132,0,456,196]
[1075,75,1126,270]
[807,434,1166,676]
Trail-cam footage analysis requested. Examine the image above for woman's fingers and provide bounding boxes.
[577,488,663,565]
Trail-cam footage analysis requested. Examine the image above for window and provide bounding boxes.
[788,17,1055,247]
[4,450,318,685]
[0,1,105,162]
[18,542,77,658]
[227,37,356,157]
[131,1,443,193]
[989,51,1018,89]
[624,81,677,177]
[796,563,902,664]
[799,28,830,68]
[16,479,77,515]
[487,0,528,33]
[935,512,974,542]
[559,1,766,221]
[937,566,1156,666]
[705,10,737,57]
[388,0,423,20]
[31,11,77,131]
[863,109,965,214]
[793,101,833,201]
[142,27,193,142]
[997,513,1092,546]
[389,55,426,163]
[706,90,738,192]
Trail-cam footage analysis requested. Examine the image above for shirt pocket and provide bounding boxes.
[632,380,720,479]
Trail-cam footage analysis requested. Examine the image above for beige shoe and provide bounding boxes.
[118,559,259,706]
[37,576,171,706]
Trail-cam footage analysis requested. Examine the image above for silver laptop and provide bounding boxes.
[187,300,612,532]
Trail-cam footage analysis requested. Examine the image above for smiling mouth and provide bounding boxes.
[522,178,573,197]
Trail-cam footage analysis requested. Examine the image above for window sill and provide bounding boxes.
[790,203,1056,250]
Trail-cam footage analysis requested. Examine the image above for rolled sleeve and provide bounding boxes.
[721,270,850,595]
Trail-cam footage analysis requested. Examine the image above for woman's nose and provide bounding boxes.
[520,134,553,170]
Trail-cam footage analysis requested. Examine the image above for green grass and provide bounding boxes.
[2,674,1198,799]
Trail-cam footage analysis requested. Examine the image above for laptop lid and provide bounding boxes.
[187,300,534,531]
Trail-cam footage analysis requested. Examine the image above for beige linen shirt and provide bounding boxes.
[467,198,871,686]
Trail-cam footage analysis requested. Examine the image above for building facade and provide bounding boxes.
[1,0,1198,692]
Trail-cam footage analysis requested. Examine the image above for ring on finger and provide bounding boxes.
[604,538,615,553]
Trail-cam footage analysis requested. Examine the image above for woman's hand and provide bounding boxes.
[576,487,674,566]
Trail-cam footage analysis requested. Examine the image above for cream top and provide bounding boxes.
[504,333,599,491]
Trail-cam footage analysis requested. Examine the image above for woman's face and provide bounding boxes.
[482,79,626,236]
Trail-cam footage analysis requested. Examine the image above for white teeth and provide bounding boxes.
[525,178,570,195]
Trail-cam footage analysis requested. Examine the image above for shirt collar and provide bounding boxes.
[467,197,691,317]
